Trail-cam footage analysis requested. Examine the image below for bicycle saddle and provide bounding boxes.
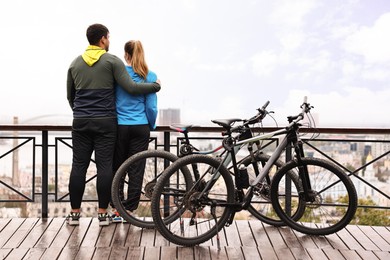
[211,118,242,131]
[169,124,194,133]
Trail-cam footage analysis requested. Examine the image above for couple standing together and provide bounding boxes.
[66,23,160,225]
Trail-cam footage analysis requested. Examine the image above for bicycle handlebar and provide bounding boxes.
[243,100,270,126]
[228,101,271,134]
[287,96,313,124]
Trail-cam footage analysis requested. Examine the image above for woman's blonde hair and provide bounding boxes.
[124,40,148,80]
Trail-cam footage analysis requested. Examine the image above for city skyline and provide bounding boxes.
[1,1,390,128]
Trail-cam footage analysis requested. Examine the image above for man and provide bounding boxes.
[66,23,160,226]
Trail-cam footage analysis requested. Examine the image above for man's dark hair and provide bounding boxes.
[86,24,109,45]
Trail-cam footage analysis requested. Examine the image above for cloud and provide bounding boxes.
[269,0,318,28]
[251,50,284,76]
[343,12,390,63]
[275,87,390,127]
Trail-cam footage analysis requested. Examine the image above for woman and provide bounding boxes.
[111,40,158,222]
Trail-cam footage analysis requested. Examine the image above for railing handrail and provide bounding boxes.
[1,124,390,135]
[1,124,390,218]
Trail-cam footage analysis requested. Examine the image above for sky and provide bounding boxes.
[1,0,390,127]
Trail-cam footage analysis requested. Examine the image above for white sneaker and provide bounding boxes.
[98,212,111,226]
[66,212,80,226]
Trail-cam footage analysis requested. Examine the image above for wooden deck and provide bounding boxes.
[0,218,389,260]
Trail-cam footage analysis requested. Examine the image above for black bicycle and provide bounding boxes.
[150,97,357,247]
[111,102,302,228]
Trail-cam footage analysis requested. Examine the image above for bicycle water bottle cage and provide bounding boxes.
[211,118,242,134]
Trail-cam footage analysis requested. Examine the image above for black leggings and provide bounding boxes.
[69,118,117,209]
[112,124,150,210]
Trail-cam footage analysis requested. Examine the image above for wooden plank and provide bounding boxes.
[209,246,228,260]
[257,246,279,260]
[289,247,311,260]
[278,227,302,249]
[127,246,144,260]
[291,229,320,249]
[22,248,46,259]
[51,220,76,248]
[224,246,244,260]
[339,249,364,260]
[74,246,96,260]
[124,225,143,246]
[92,247,111,260]
[177,247,194,260]
[207,225,227,248]
[273,248,295,260]
[0,248,11,259]
[248,220,273,248]
[235,220,256,247]
[160,246,177,260]
[310,234,333,249]
[5,248,29,259]
[357,225,390,251]
[57,247,80,260]
[325,232,349,250]
[0,218,11,232]
[140,228,156,246]
[143,246,160,260]
[372,226,390,245]
[95,224,116,247]
[241,246,261,259]
[35,217,65,248]
[65,217,92,248]
[0,218,25,247]
[197,220,214,247]
[194,246,210,260]
[3,218,39,248]
[154,227,170,247]
[373,250,390,260]
[305,248,328,260]
[80,218,101,247]
[335,227,364,250]
[39,247,63,259]
[355,249,380,260]
[110,223,130,247]
[18,218,52,248]
[223,222,241,247]
[346,225,380,251]
[109,246,129,260]
[262,224,287,249]
[322,248,347,259]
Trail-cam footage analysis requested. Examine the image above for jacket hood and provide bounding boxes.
[82,45,106,66]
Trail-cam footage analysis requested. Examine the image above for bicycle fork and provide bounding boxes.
[294,141,315,202]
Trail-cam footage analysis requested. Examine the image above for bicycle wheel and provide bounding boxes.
[111,149,188,228]
[243,153,304,226]
[151,154,235,247]
[271,157,358,235]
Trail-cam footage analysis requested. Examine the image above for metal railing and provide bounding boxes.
[0,125,390,218]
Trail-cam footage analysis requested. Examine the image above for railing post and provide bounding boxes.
[163,130,170,153]
[163,130,171,217]
[285,143,292,216]
[42,130,48,218]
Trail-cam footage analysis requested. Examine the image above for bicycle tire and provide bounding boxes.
[271,157,358,235]
[151,154,235,247]
[111,149,191,228]
[243,153,305,226]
